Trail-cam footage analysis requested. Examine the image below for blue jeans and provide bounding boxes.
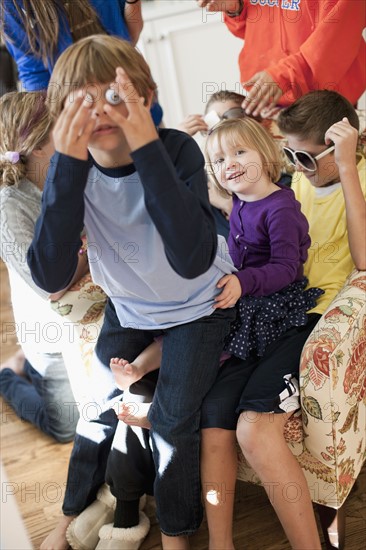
[103,302,235,536]
[0,355,78,443]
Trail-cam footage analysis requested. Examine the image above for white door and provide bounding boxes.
[138,3,243,128]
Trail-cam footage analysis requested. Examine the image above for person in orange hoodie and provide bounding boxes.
[198,0,366,117]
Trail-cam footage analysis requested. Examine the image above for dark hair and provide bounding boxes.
[278,90,359,145]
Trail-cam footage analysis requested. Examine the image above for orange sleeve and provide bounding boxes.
[223,5,247,39]
[267,0,366,103]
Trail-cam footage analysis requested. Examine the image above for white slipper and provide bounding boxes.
[66,484,116,550]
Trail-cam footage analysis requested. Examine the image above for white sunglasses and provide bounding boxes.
[283,145,335,172]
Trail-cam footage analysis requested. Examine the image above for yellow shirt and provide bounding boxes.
[292,155,366,314]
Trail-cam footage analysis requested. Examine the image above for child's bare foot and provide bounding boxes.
[40,514,76,550]
[113,401,152,429]
[110,357,144,390]
[0,349,26,376]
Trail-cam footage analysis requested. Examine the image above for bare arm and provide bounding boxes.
[124,0,143,46]
[325,118,366,270]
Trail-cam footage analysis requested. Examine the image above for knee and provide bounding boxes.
[48,409,79,443]
[50,417,78,443]
[236,411,271,457]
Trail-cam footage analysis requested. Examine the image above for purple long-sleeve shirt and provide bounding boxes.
[228,185,310,297]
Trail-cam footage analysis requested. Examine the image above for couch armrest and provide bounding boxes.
[48,273,107,402]
[299,269,366,504]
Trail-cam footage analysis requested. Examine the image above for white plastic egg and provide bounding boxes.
[105,88,122,105]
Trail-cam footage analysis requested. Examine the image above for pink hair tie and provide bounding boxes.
[0,151,20,164]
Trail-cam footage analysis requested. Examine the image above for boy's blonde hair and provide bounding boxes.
[47,34,157,119]
[0,91,52,187]
[205,118,283,197]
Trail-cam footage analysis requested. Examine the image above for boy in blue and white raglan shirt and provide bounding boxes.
[27,35,235,549]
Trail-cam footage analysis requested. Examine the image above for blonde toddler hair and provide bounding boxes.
[205,117,283,197]
[47,34,157,119]
[0,91,52,187]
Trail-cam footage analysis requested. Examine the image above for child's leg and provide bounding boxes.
[0,360,44,426]
[67,373,158,550]
[160,533,189,549]
[200,355,255,550]
[234,315,322,549]
[59,300,156,549]
[237,411,321,550]
[110,340,162,390]
[0,352,77,443]
[35,352,79,442]
[201,428,237,550]
[106,375,157,504]
[99,374,157,548]
[147,309,235,547]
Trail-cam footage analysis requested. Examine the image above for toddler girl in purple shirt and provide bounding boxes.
[206,117,323,360]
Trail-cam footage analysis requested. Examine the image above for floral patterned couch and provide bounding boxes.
[237,268,366,548]
[50,274,107,404]
[53,268,365,548]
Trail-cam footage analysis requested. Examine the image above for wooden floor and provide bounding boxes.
[1,259,365,549]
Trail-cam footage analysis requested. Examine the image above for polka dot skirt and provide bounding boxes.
[224,278,324,360]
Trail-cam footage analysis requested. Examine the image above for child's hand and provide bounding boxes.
[208,181,233,217]
[214,274,241,309]
[104,67,159,152]
[177,114,208,136]
[324,117,358,173]
[52,91,96,160]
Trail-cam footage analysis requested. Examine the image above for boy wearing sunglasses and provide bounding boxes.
[278,90,366,317]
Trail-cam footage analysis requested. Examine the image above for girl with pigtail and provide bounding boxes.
[0,91,88,441]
